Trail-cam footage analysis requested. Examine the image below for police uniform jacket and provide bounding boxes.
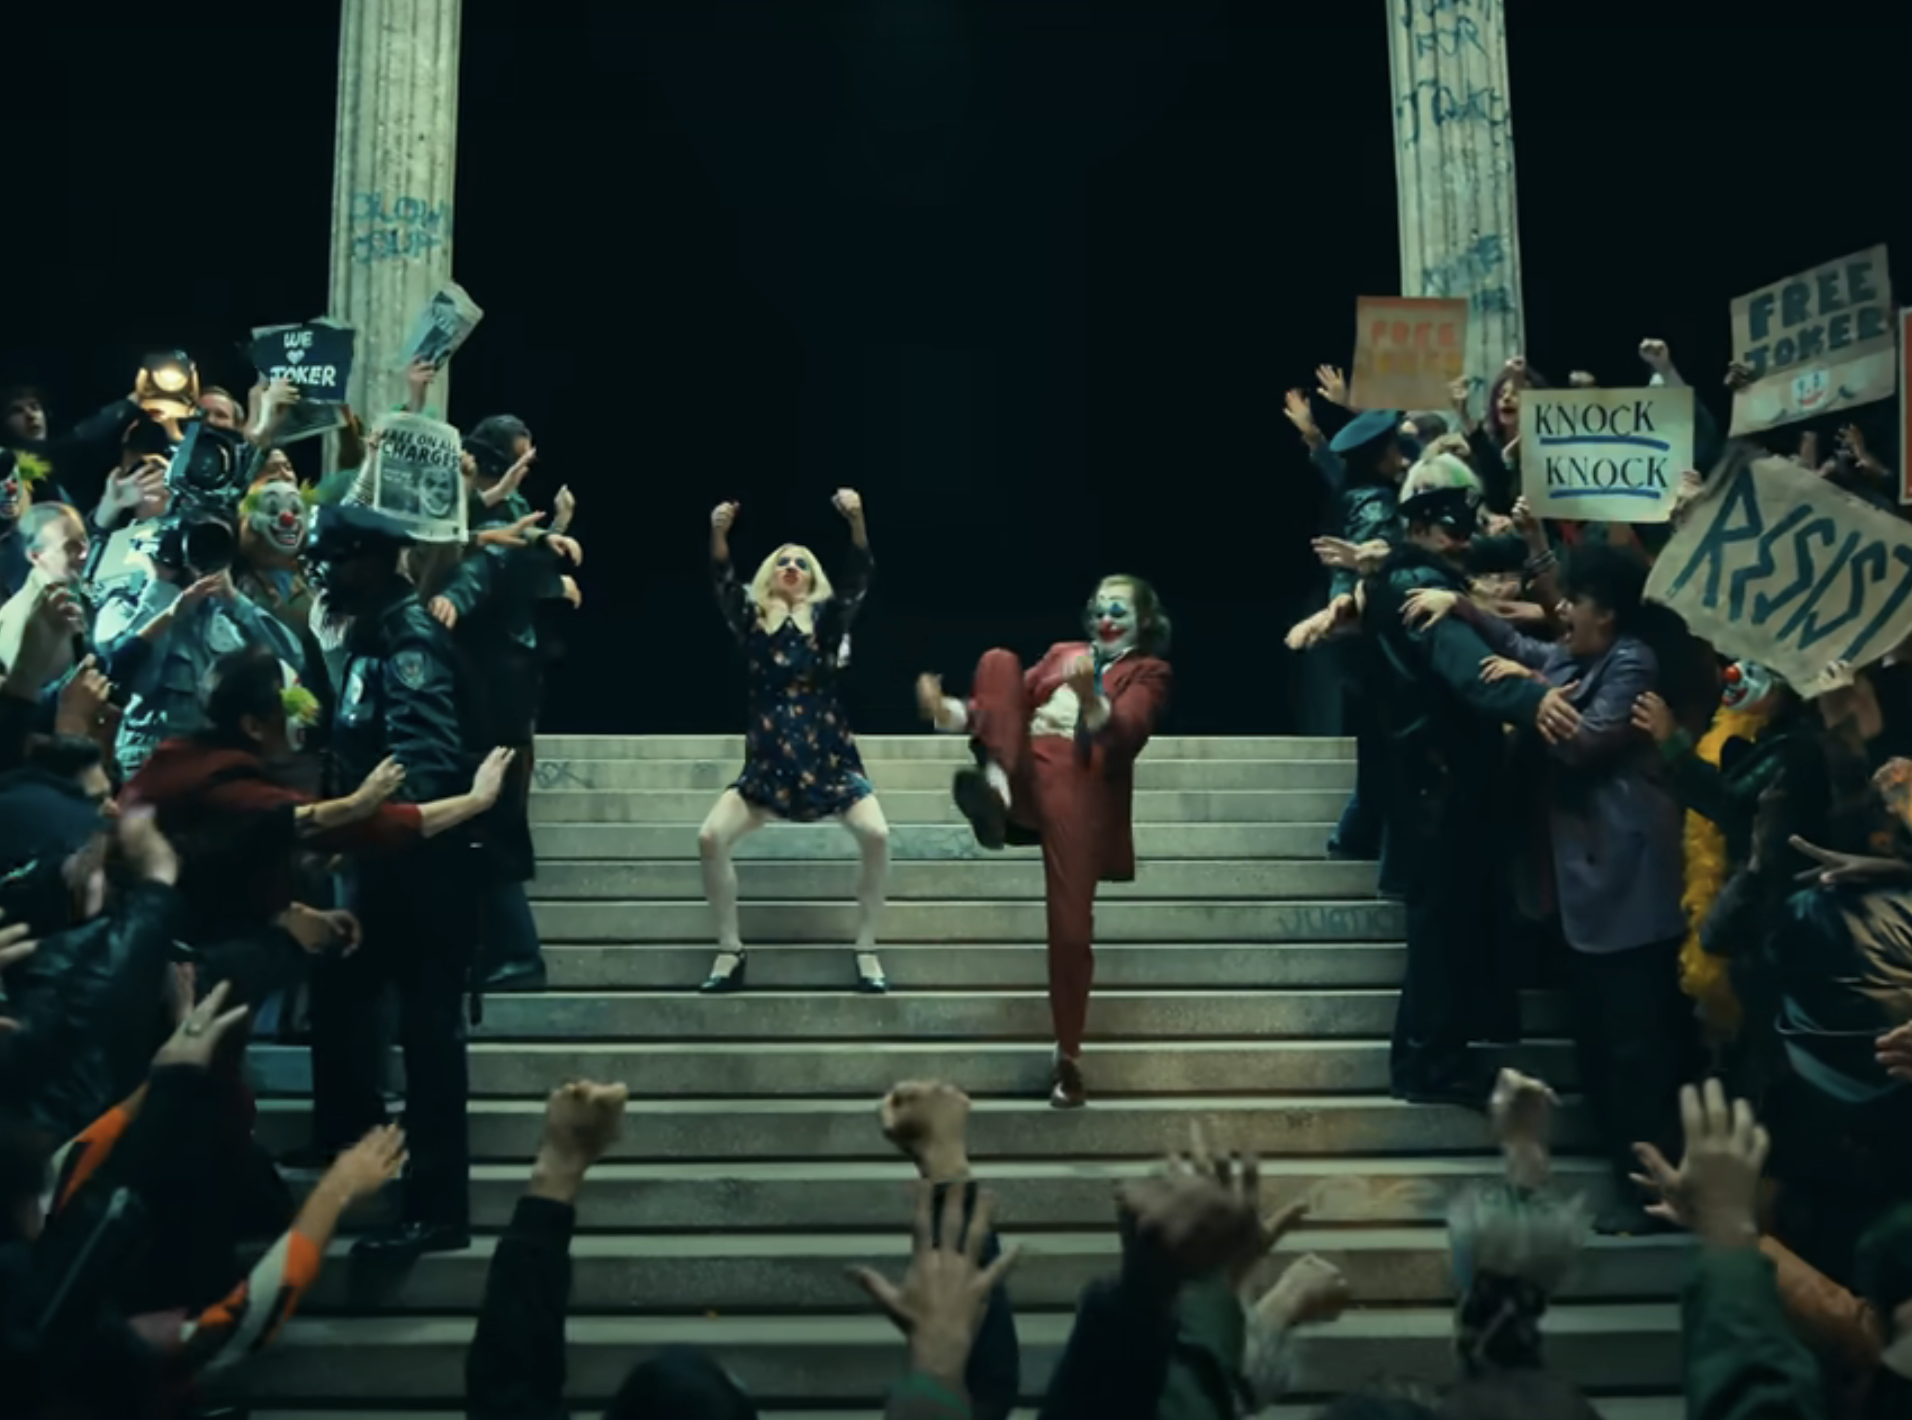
[331,587,476,871]
[1359,543,1551,783]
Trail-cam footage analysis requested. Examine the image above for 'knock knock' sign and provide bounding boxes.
[1519,387,1693,523]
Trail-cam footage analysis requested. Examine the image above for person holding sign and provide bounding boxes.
[1353,455,1582,1109]
[698,492,890,996]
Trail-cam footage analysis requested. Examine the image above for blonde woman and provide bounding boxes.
[698,491,890,994]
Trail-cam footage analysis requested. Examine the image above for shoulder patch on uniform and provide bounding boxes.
[392,648,430,691]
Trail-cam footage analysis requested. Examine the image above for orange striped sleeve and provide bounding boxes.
[51,1104,136,1213]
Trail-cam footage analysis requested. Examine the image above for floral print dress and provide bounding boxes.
[712,542,874,822]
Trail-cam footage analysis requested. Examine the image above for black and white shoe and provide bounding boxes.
[952,768,1008,850]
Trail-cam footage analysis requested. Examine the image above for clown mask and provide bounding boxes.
[0,469,21,525]
[1087,579,1141,659]
[1720,660,1777,711]
[244,479,308,561]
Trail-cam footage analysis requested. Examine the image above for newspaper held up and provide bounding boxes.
[370,412,467,544]
[395,282,485,372]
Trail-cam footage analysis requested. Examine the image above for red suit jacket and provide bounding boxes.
[1000,642,1170,883]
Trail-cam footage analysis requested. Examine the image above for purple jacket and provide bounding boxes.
[1477,616,1687,954]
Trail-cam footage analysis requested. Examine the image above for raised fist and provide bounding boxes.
[833,489,863,522]
[711,502,740,533]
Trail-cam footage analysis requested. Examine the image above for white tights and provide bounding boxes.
[697,789,891,957]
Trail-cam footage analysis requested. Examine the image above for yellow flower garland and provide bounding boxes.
[1678,703,1773,1040]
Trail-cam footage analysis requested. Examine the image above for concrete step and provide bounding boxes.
[251,1039,1580,1098]
[461,989,1559,1042]
[259,1406,1686,1420]
[535,734,1357,762]
[534,822,1342,861]
[288,1156,1628,1230]
[256,1095,1591,1161]
[533,899,1403,943]
[531,758,1355,793]
[299,1228,1693,1314]
[530,788,1351,825]
[231,1305,1681,1402]
[516,942,1413,990]
[534,859,1379,901]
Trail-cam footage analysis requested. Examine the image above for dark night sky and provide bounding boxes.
[5,2,1907,733]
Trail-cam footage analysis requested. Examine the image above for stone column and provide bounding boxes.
[1386,0,1525,400]
[328,0,465,424]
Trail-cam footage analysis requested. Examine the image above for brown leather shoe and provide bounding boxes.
[1049,1051,1086,1109]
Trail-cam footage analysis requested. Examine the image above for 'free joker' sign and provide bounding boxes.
[1728,244,1896,436]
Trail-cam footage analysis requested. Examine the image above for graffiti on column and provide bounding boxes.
[1421,235,1515,320]
[350,191,450,264]
[1391,0,1520,390]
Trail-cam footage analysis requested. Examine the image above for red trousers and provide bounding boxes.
[970,649,1100,1057]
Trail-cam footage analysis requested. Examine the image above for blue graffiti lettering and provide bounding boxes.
[1411,15,1490,58]
[1395,79,1511,148]
[349,190,452,265]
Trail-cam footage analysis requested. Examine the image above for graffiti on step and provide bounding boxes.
[534,760,582,791]
[1285,902,1404,940]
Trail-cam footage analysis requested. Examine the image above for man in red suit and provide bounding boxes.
[916,576,1171,1107]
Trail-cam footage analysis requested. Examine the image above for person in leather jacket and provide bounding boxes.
[1356,455,1581,1106]
[0,789,184,1144]
[298,503,485,1262]
[420,415,578,993]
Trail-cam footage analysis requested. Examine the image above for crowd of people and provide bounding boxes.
[0,303,1910,1420]
[0,343,585,1409]
[1272,335,1912,1406]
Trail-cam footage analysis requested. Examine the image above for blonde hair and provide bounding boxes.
[748,543,835,634]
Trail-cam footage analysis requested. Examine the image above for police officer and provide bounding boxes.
[1358,455,1581,1107]
[302,503,483,1259]
[424,415,576,993]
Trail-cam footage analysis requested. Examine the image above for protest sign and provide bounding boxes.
[249,320,356,401]
[369,412,467,544]
[1646,456,1912,690]
[1902,308,1911,506]
[1519,386,1692,523]
[1348,297,1468,411]
[1728,244,1896,435]
[395,282,484,372]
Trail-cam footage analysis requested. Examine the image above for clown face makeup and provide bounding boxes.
[247,480,308,557]
[1089,580,1140,658]
[1721,659,1776,710]
[773,548,814,600]
[0,469,22,524]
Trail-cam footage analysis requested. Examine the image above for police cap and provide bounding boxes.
[1328,408,1403,456]
[305,503,416,565]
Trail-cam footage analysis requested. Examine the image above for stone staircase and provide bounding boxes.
[235,734,1687,1416]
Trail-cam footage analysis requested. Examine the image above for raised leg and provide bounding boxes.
[698,789,771,981]
[968,649,1034,809]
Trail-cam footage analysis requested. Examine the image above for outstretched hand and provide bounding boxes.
[847,1180,1019,1385]
[152,980,250,1071]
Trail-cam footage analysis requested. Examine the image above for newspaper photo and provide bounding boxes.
[369,412,468,544]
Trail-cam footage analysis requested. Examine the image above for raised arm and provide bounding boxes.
[708,501,753,643]
[830,489,873,633]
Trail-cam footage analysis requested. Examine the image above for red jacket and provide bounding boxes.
[123,738,423,943]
